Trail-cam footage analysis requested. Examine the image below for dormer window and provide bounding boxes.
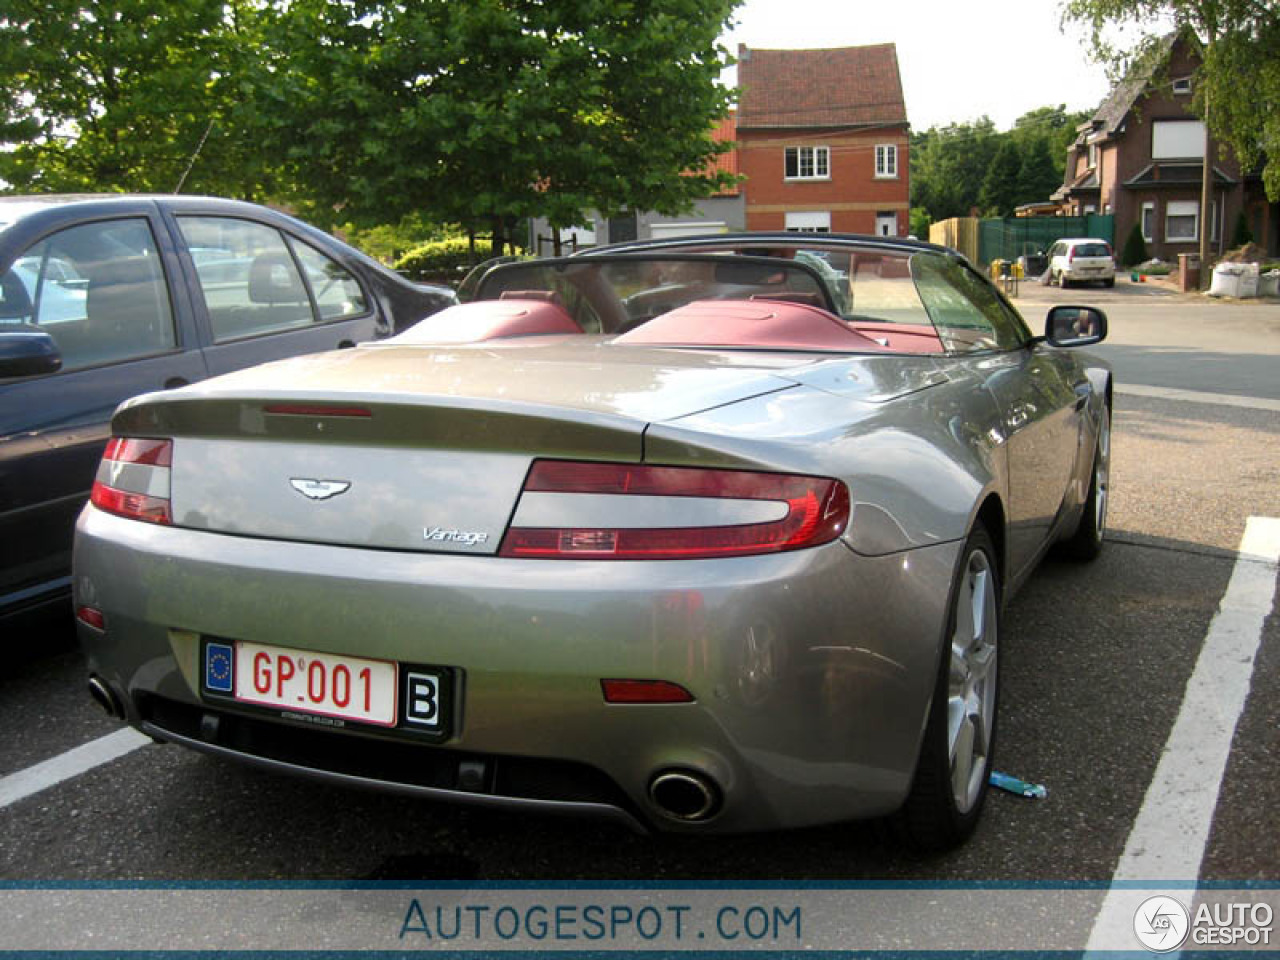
[1172,77,1192,95]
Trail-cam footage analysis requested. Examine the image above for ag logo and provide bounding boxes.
[1134,895,1190,952]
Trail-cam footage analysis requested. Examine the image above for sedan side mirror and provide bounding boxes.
[0,329,63,378]
[1045,305,1107,347]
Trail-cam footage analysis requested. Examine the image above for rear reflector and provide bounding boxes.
[602,679,695,704]
[75,605,106,630]
[500,460,850,560]
[91,437,173,525]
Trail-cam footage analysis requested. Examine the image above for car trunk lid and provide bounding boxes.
[110,341,803,554]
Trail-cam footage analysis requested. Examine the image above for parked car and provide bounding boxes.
[75,233,1110,850]
[1044,237,1116,288]
[1,194,455,622]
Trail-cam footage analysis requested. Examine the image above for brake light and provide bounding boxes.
[499,461,850,560]
[90,437,173,524]
[263,404,372,418]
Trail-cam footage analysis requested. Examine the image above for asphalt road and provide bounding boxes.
[2,280,1277,888]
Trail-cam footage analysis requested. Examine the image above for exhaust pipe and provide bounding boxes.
[87,676,123,719]
[648,770,721,822]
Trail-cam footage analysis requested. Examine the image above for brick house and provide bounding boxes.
[735,43,910,236]
[1051,32,1276,260]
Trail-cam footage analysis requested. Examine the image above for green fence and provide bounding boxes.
[978,215,1114,266]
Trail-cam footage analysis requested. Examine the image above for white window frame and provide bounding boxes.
[1166,200,1199,242]
[1172,76,1192,95]
[1141,201,1156,242]
[874,144,898,179]
[784,146,830,181]
[1087,142,1097,168]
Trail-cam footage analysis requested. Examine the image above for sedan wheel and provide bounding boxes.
[894,525,1000,850]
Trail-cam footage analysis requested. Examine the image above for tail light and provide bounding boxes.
[499,460,850,560]
[90,437,173,524]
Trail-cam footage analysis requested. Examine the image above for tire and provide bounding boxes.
[893,525,1000,852]
[1061,403,1111,561]
[1103,277,1115,288]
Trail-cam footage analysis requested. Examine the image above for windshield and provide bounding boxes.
[392,248,1026,356]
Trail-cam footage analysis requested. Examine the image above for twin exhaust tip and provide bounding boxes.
[87,676,124,719]
[648,770,721,823]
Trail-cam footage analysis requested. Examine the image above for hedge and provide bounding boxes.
[394,236,485,285]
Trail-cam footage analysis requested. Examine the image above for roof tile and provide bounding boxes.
[737,44,907,129]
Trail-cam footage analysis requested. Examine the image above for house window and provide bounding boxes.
[1166,200,1199,242]
[784,146,829,180]
[1088,143,1097,168]
[1153,120,1206,159]
[785,211,831,232]
[875,145,898,178]
[1210,200,1219,242]
[1172,77,1192,95]
[1141,201,1156,242]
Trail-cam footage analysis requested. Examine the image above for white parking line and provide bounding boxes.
[1086,516,1280,950]
[1117,383,1280,413]
[0,727,151,810]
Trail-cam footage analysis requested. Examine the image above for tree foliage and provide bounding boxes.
[1063,0,1280,200]
[1121,220,1148,266]
[910,105,1088,224]
[246,0,740,250]
[1,0,741,253]
[0,0,273,196]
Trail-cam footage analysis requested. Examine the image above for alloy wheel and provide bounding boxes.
[947,548,998,814]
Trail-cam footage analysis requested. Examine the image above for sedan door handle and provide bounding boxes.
[1073,383,1091,411]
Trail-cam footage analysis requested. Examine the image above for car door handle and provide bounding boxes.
[1073,383,1091,411]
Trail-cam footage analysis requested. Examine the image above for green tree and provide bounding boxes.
[1014,137,1064,206]
[910,117,1000,222]
[0,0,272,196]
[979,140,1023,216]
[249,0,740,252]
[1063,0,1280,268]
[1121,221,1148,266]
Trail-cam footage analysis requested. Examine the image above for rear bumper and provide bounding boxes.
[75,505,961,833]
[1063,266,1115,281]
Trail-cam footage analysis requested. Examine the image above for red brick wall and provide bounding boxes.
[737,126,911,234]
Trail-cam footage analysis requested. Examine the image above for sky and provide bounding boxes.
[718,0,1132,131]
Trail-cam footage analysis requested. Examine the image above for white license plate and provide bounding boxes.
[232,641,398,726]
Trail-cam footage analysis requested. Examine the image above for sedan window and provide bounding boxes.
[178,217,318,342]
[3,218,176,371]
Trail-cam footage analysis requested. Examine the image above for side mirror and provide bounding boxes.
[1045,305,1107,347]
[0,329,62,378]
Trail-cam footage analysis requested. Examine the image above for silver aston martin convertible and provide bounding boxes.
[74,234,1111,849]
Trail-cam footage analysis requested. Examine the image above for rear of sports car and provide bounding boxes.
[73,343,965,836]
